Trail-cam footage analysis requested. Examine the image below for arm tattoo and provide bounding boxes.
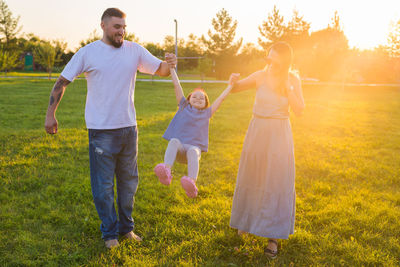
[48,77,70,107]
[49,95,55,105]
[56,91,62,102]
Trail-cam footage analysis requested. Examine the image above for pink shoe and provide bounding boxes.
[180,176,198,198]
[154,163,172,185]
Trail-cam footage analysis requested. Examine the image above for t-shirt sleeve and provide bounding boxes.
[206,107,212,118]
[137,45,162,75]
[60,48,86,82]
[178,96,187,109]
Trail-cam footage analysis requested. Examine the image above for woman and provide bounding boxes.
[229,42,305,259]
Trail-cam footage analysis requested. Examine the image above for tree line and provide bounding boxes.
[1,0,400,83]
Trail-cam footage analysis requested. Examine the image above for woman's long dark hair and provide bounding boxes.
[265,42,294,95]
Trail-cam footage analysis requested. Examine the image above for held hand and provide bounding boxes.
[165,53,177,69]
[229,73,240,86]
[45,115,58,134]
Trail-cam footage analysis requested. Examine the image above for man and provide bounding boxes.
[44,7,177,249]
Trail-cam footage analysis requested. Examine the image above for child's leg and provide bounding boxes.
[183,144,201,181]
[155,138,183,186]
[180,144,201,198]
[164,138,184,167]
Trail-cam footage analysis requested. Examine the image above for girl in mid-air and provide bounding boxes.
[154,63,237,198]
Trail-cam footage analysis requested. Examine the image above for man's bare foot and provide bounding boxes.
[121,231,143,242]
[265,238,278,259]
[105,239,119,249]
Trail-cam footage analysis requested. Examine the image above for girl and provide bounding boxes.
[154,67,234,198]
[229,42,305,258]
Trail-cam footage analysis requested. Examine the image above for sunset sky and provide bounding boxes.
[8,0,400,51]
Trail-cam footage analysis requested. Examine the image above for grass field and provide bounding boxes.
[0,78,399,266]
[0,71,214,81]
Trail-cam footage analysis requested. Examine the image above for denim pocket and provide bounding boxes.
[91,130,119,159]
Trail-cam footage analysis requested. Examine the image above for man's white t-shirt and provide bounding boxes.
[61,40,162,129]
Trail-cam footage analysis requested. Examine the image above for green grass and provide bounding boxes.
[0,78,399,266]
[0,71,216,81]
[1,71,62,77]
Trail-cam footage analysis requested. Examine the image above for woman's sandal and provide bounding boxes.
[264,239,278,259]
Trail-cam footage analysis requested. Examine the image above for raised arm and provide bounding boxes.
[231,71,261,93]
[44,76,70,134]
[170,67,185,105]
[210,84,233,116]
[286,73,305,116]
[210,73,240,116]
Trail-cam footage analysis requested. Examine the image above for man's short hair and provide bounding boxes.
[101,8,126,21]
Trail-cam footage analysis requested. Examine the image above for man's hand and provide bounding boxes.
[44,76,70,134]
[45,115,58,134]
[155,53,177,76]
[165,53,177,69]
[229,73,240,86]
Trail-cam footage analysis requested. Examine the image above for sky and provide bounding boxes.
[8,0,400,52]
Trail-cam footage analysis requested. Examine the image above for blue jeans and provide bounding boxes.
[88,126,139,241]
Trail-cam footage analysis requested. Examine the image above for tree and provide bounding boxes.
[236,42,265,75]
[329,10,342,31]
[285,9,311,75]
[258,7,310,50]
[78,30,139,50]
[197,56,213,82]
[17,34,70,71]
[0,0,22,73]
[0,0,21,47]
[185,34,204,55]
[0,45,18,73]
[78,30,101,49]
[346,47,400,83]
[20,33,40,52]
[309,11,349,81]
[258,7,312,75]
[181,34,204,70]
[258,5,286,50]
[125,32,139,43]
[144,42,164,59]
[163,35,176,53]
[386,20,400,83]
[52,39,67,67]
[387,19,400,57]
[35,41,61,79]
[202,8,242,79]
[287,9,310,37]
[18,33,42,70]
[162,34,204,71]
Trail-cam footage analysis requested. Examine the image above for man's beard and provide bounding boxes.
[106,34,124,48]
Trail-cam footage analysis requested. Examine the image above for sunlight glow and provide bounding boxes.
[7,0,400,51]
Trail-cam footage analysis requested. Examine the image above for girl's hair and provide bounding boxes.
[264,41,294,95]
[186,88,210,109]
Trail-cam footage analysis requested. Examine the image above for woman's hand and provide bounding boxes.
[229,73,240,86]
